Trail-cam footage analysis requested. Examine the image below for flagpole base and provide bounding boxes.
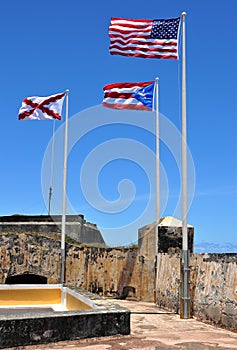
[180,249,191,319]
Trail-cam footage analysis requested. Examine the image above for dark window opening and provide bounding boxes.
[5,274,47,284]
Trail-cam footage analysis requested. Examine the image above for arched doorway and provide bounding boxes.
[5,274,47,284]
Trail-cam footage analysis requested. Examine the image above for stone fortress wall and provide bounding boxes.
[155,252,237,331]
[0,214,105,245]
[0,215,236,332]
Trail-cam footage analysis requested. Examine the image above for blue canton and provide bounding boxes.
[150,18,180,39]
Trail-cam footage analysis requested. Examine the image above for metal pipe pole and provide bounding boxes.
[155,77,160,299]
[181,12,190,319]
[48,120,56,215]
[61,89,69,285]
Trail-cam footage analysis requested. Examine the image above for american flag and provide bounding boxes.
[109,17,181,59]
[103,81,155,111]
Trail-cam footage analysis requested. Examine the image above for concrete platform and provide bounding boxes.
[4,300,237,349]
[0,287,130,348]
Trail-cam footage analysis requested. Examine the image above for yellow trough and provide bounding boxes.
[0,284,93,312]
[0,284,130,348]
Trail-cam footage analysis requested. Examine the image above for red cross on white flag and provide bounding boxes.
[18,91,66,120]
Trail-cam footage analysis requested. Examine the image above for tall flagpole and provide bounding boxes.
[181,12,190,319]
[48,120,56,215]
[155,77,160,300]
[61,89,69,285]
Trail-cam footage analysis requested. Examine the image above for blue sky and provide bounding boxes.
[0,0,236,249]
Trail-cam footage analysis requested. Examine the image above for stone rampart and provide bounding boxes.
[0,233,61,284]
[191,253,237,330]
[66,245,143,300]
[0,232,236,332]
[155,252,237,331]
[0,234,147,300]
[0,215,105,245]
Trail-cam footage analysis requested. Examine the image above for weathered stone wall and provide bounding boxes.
[1,233,236,331]
[156,253,181,313]
[138,222,194,254]
[0,234,148,300]
[191,253,237,330]
[0,234,61,284]
[138,222,156,301]
[158,226,194,253]
[137,222,194,302]
[155,252,237,332]
[66,245,144,300]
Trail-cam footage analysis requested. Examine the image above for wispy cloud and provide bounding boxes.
[195,241,237,253]
[194,186,237,198]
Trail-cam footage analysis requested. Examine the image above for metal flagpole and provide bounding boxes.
[48,120,56,215]
[61,89,69,285]
[181,12,190,319]
[155,77,160,301]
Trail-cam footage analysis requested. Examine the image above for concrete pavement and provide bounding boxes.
[5,300,237,350]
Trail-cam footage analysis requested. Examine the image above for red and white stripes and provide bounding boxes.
[103,81,153,110]
[109,17,179,59]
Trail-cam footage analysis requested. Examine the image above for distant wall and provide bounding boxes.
[0,215,105,245]
[66,245,144,300]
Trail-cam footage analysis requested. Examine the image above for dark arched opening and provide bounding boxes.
[5,274,47,284]
[121,286,136,299]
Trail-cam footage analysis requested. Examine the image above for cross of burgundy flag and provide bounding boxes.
[18,92,66,120]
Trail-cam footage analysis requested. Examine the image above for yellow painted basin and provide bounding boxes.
[0,284,94,312]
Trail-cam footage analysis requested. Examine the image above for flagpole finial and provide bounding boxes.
[65,89,69,95]
[182,12,187,17]
[155,77,159,82]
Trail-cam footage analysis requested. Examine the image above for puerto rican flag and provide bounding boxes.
[102,81,155,111]
[18,91,66,120]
